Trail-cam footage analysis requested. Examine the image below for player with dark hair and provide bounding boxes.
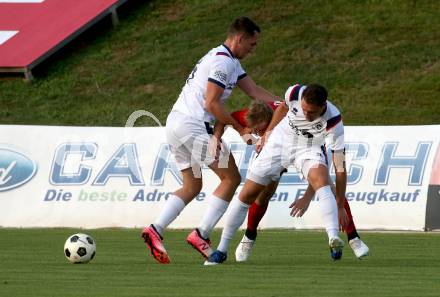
[140,16,280,264]
[206,83,363,264]
[226,100,369,262]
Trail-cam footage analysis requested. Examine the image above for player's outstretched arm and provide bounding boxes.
[333,150,348,228]
[237,76,280,103]
[289,185,314,217]
[205,81,245,135]
[256,102,288,153]
[265,102,288,131]
[213,121,226,139]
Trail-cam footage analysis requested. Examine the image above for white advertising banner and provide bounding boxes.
[0,125,439,230]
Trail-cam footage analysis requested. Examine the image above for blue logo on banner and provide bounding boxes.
[0,148,37,192]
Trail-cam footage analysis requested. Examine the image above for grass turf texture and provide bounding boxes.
[1,2,439,296]
[0,0,439,126]
[0,229,439,297]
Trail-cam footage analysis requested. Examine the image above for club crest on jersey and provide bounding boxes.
[313,122,325,131]
[288,121,314,138]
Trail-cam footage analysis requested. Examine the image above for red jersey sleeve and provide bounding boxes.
[231,108,249,128]
[268,101,281,111]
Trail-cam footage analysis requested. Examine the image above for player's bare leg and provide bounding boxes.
[236,180,278,262]
[208,154,241,202]
[187,154,241,258]
[205,179,266,265]
[142,167,202,264]
[174,168,204,203]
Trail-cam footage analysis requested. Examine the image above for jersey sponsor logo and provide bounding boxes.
[0,148,37,192]
[213,70,227,83]
[288,120,318,138]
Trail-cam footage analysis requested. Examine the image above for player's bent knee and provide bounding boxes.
[265,181,279,194]
[307,167,330,190]
[229,171,241,188]
[182,189,201,198]
[182,181,202,197]
[256,191,271,206]
[239,179,265,204]
[217,166,241,187]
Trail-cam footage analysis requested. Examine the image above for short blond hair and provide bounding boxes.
[246,100,273,128]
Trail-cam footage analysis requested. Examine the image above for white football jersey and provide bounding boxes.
[171,44,247,122]
[278,84,345,151]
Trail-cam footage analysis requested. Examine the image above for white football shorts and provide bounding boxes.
[247,123,328,186]
[166,111,230,173]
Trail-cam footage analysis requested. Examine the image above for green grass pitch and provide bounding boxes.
[0,229,439,297]
[1,0,439,126]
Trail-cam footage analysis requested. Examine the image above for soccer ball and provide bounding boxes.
[64,233,96,263]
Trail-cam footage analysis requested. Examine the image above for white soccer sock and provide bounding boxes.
[153,194,186,236]
[198,195,230,239]
[316,185,339,239]
[217,198,250,253]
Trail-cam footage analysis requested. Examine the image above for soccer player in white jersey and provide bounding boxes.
[205,83,349,265]
[225,101,368,261]
[141,17,280,264]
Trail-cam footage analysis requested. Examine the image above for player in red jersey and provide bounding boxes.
[217,100,369,261]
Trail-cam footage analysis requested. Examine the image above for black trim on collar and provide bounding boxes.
[221,44,236,59]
